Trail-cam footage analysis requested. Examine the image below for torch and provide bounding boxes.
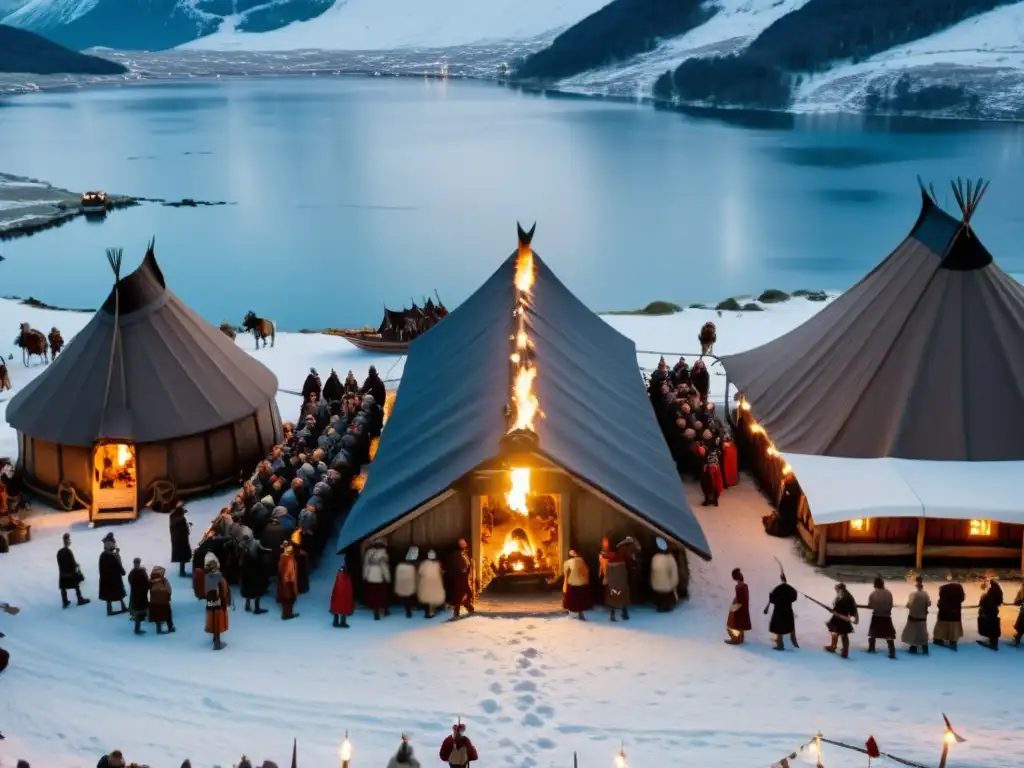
[613,741,628,768]
[939,714,964,768]
[339,730,352,768]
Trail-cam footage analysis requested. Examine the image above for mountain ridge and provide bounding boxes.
[0,23,127,73]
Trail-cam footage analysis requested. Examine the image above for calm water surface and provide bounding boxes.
[2,78,1024,329]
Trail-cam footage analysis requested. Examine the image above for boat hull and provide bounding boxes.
[338,332,409,354]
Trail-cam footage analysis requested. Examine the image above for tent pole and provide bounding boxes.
[915,518,926,570]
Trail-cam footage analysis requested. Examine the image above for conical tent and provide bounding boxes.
[337,231,710,560]
[7,243,282,504]
[722,182,1024,462]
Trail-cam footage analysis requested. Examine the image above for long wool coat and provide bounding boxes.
[128,566,150,617]
[394,562,417,599]
[416,559,446,607]
[57,546,84,590]
[277,553,299,604]
[901,589,931,646]
[977,582,1004,639]
[330,569,354,616]
[204,572,231,635]
[768,582,797,635]
[169,508,192,564]
[649,553,679,595]
[98,550,126,602]
[148,571,172,624]
[240,550,269,600]
[727,582,752,631]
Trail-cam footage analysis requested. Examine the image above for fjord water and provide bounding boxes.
[1,77,1023,330]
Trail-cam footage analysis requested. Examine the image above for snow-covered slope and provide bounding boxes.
[560,0,813,98]
[2,0,96,27]
[793,2,1024,115]
[183,0,614,51]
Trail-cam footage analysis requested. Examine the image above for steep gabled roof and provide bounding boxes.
[337,234,710,559]
[722,186,1024,461]
[6,245,279,446]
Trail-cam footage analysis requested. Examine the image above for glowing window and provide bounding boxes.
[968,519,993,537]
[849,518,870,533]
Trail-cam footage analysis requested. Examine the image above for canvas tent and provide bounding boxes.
[723,181,1024,566]
[336,230,711,572]
[7,244,282,519]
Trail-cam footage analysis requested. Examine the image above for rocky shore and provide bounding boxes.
[0,172,137,240]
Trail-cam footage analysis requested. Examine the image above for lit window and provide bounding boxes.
[969,519,993,537]
[849,518,870,533]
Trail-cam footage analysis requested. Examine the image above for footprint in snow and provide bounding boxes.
[535,705,554,718]
[514,680,536,692]
[201,696,228,712]
[517,657,532,669]
[516,694,536,710]
[490,682,504,694]
[480,699,500,714]
[526,668,544,677]
[497,738,517,749]
[521,713,544,727]
[507,639,521,645]
[536,738,556,750]
[485,668,496,675]
[520,647,539,658]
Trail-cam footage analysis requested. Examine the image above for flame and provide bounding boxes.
[505,467,531,515]
[511,366,539,431]
[115,444,132,468]
[500,529,535,559]
[508,233,543,434]
[739,398,792,477]
[515,244,534,293]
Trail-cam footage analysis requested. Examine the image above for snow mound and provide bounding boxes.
[2,0,98,27]
[181,0,613,51]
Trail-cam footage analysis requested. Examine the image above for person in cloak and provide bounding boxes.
[362,538,392,620]
[764,572,798,650]
[824,582,858,659]
[697,445,721,507]
[600,538,631,622]
[301,367,322,403]
[561,548,592,620]
[449,538,475,620]
[203,552,232,651]
[240,534,270,615]
[322,368,343,402]
[1012,582,1024,647]
[690,359,710,404]
[394,547,420,618]
[417,549,446,619]
[933,574,966,650]
[168,501,193,578]
[725,568,751,645]
[649,538,679,612]
[57,533,89,609]
[277,541,300,621]
[127,557,150,635]
[330,556,355,627]
[98,533,128,616]
[977,575,1004,650]
[360,365,387,409]
[438,722,478,766]
[388,735,421,768]
[344,370,360,395]
[289,527,310,594]
[865,576,897,659]
[901,576,932,654]
[148,565,175,634]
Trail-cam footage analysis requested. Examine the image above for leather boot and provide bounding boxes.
[887,639,896,659]
[867,637,876,653]
[840,634,850,658]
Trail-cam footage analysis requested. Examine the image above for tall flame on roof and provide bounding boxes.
[508,222,541,434]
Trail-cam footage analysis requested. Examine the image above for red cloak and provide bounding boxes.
[727,581,752,631]
[722,441,738,487]
[330,570,354,616]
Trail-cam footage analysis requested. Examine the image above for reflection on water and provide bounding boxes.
[1,77,1024,330]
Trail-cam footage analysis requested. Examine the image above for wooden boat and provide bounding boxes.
[336,330,410,354]
[80,191,109,217]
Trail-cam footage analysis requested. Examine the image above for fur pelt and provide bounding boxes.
[363,546,390,584]
[416,559,446,607]
[394,561,417,598]
[649,552,679,594]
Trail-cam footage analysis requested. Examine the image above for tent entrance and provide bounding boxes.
[90,441,139,524]
[480,487,562,595]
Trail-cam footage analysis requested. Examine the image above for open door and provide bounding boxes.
[90,441,139,524]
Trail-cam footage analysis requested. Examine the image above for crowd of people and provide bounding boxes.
[646,355,738,506]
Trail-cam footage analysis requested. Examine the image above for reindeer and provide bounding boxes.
[16,323,49,366]
[698,321,717,358]
[48,327,64,359]
[242,311,275,350]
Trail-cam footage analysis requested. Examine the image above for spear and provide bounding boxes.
[765,556,788,614]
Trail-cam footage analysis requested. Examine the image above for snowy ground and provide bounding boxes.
[1,295,1022,768]
[0,172,79,234]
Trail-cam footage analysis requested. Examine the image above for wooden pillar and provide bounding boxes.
[471,494,483,593]
[556,493,570,566]
[817,524,829,567]
[915,517,926,570]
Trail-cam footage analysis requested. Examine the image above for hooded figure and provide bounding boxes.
[240,535,270,615]
[168,501,193,578]
[765,574,799,650]
[933,576,966,650]
[203,553,231,650]
[98,534,128,616]
[977,576,1004,650]
[599,538,631,621]
[690,359,710,403]
[417,549,446,618]
[360,366,387,410]
[387,737,420,768]
[322,369,343,402]
[649,537,679,612]
[301,368,322,403]
[394,546,419,618]
[148,565,174,634]
[362,539,391,620]
[330,555,355,627]
[277,542,300,620]
[127,557,150,635]
[439,723,478,766]
[901,576,932,653]
[344,370,359,394]
[562,549,592,620]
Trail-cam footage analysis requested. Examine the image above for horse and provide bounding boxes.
[16,323,49,366]
[242,311,275,350]
[48,327,64,359]
[698,321,717,358]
